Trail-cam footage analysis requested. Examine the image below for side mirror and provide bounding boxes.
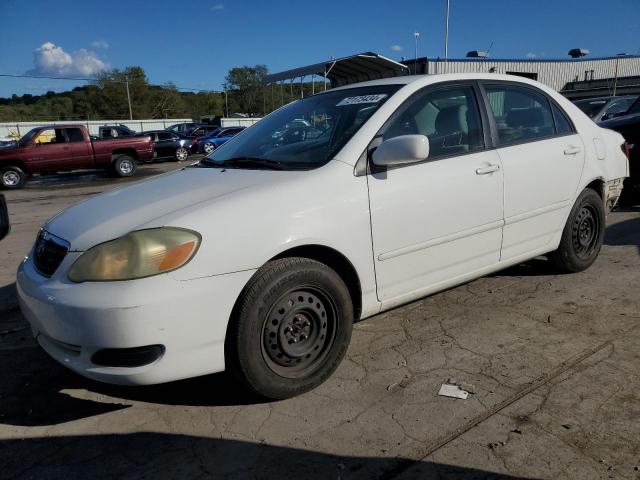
[371,135,429,167]
[0,194,9,241]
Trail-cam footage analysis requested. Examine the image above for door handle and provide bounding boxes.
[563,145,582,155]
[476,164,500,175]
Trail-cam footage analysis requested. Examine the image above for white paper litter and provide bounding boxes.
[438,384,469,399]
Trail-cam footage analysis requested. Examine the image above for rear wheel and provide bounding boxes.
[203,142,215,154]
[226,257,353,399]
[112,155,137,177]
[175,147,189,162]
[1,165,27,189]
[548,188,605,272]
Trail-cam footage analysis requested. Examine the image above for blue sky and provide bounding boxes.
[0,0,639,97]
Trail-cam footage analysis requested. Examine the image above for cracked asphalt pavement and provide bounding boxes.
[1,162,639,479]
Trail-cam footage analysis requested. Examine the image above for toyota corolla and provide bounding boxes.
[17,73,628,399]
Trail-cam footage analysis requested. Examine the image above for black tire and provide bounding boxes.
[226,257,354,399]
[175,147,189,162]
[0,165,27,189]
[548,188,605,273]
[112,155,137,177]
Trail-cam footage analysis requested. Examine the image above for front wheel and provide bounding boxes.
[175,147,189,162]
[112,155,137,177]
[547,188,605,273]
[1,165,27,189]
[226,258,354,399]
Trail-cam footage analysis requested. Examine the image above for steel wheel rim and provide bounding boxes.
[573,205,599,259]
[176,148,188,161]
[3,171,19,186]
[204,143,214,154]
[261,286,337,378]
[119,159,133,174]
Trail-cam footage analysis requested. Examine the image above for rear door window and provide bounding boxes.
[484,84,555,145]
[66,128,85,142]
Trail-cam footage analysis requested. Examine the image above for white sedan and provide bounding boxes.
[17,73,628,399]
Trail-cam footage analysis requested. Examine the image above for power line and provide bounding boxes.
[0,73,221,93]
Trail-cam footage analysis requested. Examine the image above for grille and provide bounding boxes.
[33,230,69,277]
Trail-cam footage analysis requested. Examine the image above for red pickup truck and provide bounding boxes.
[0,125,154,189]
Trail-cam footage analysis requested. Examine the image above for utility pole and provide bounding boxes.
[223,83,229,117]
[613,53,624,97]
[445,0,450,61]
[125,77,133,120]
[413,31,420,74]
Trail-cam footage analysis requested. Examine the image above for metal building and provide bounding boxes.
[266,53,640,100]
[407,55,640,98]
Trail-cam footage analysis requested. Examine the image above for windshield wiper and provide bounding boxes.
[202,156,285,170]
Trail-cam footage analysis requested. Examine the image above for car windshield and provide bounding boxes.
[201,85,401,170]
[575,99,607,118]
[627,98,640,115]
[18,128,41,147]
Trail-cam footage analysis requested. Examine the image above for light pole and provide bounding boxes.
[413,31,420,74]
[444,0,450,61]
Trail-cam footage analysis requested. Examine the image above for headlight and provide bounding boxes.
[68,227,201,282]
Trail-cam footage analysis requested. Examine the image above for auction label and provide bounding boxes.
[336,94,388,106]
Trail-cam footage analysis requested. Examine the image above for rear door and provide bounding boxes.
[481,82,585,261]
[368,83,504,304]
[155,132,176,158]
[64,128,93,169]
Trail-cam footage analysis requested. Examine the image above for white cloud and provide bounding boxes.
[211,4,224,10]
[526,52,537,59]
[27,42,108,77]
[90,40,109,49]
[391,44,403,52]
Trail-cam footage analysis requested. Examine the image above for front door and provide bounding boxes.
[24,128,69,173]
[481,83,586,260]
[368,84,504,305]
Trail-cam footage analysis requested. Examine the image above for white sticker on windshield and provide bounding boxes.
[336,94,388,106]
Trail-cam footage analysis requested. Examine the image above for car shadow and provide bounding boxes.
[0,332,266,427]
[489,258,560,278]
[0,432,532,480]
[604,216,640,254]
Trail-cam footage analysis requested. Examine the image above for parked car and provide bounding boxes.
[17,74,628,399]
[0,194,9,241]
[98,124,137,139]
[599,97,640,189]
[187,125,222,138]
[142,130,194,162]
[166,122,202,135]
[0,125,154,188]
[574,96,637,123]
[194,127,245,154]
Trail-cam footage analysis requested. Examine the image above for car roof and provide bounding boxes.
[328,72,578,92]
[575,95,637,103]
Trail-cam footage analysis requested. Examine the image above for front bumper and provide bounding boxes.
[17,253,254,385]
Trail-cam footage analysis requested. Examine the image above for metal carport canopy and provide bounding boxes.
[263,52,410,87]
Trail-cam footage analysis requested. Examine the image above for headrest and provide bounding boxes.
[435,105,469,135]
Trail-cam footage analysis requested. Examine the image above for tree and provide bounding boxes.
[225,65,268,116]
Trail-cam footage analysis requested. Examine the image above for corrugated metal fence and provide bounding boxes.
[0,119,191,140]
[0,117,263,140]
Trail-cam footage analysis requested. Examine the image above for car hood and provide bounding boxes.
[45,165,293,251]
